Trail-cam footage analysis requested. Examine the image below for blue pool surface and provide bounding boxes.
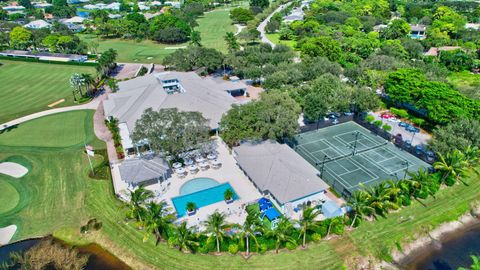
[180,177,219,195]
[172,182,238,217]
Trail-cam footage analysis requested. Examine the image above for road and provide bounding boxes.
[257,2,292,48]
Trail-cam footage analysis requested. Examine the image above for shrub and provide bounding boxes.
[228,244,239,255]
[259,243,268,254]
[312,233,322,242]
[286,241,297,250]
[409,116,425,127]
[382,124,392,132]
[365,115,375,123]
[373,120,383,127]
[390,107,409,119]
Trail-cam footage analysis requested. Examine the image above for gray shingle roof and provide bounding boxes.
[233,140,329,205]
[103,72,242,130]
[119,156,170,185]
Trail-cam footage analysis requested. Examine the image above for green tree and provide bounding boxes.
[170,222,199,252]
[430,118,480,156]
[381,19,410,40]
[19,0,33,9]
[347,191,374,228]
[300,36,342,62]
[459,255,480,270]
[10,26,32,50]
[434,150,469,186]
[224,32,240,52]
[237,207,262,256]
[230,8,254,24]
[203,211,229,253]
[143,201,175,244]
[190,30,202,46]
[162,46,225,72]
[127,186,154,223]
[439,50,474,71]
[266,217,295,253]
[132,108,211,159]
[249,0,269,10]
[298,206,321,248]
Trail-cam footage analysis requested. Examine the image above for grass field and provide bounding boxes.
[0,60,95,124]
[448,71,480,99]
[2,111,480,269]
[265,33,297,49]
[79,8,235,64]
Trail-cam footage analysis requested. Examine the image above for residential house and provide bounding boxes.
[24,19,51,29]
[410,24,426,39]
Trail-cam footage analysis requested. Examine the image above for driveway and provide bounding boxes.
[257,2,292,48]
[370,111,432,146]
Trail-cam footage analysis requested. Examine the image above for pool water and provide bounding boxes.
[172,182,238,217]
[180,177,219,195]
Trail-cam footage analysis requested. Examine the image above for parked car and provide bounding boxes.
[387,117,401,123]
[381,113,394,119]
[406,126,420,133]
[403,140,412,150]
[332,119,339,125]
[398,121,408,127]
[343,112,354,116]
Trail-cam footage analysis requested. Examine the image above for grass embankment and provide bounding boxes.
[1,110,479,269]
[448,71,480,100]
[0,60,95,124]
[79,8,235,64]
[265,33,297,49]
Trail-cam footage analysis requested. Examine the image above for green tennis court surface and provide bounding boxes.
[293,122,430,197]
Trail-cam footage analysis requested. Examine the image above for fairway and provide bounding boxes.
[294,122,430,196]
[0,60,95,124]
[79,8,235,63]
[0,181,19,214]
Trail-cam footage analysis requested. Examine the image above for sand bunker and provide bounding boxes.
[0,225,17,245]
[0,162,28,178]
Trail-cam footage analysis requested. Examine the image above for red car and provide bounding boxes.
[380,113,394,119]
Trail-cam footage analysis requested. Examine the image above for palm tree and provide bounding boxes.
[459,255,480,270]
[143,201,174,244]
[434,150,469,185]
[186,202,197,214]
[106,78,119,92]
[81,73,95,95]
[298,206,321,248]
[127,186,154,223]
[203,211,229,253]
[69,73,83,101]
[224,188,234,202]
[238,207,262,256]
[363,183,399,218]
[326,217,343,237]
[347,191,374,228]
[170,222,199,253]
[266,217,295,253]
[464,146,480,168]
[190,30,202,46]
[224,32,239,52]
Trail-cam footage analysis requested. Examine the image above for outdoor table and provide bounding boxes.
[207,153,217,160]
[172,162,182,169]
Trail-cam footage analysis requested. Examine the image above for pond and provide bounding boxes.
[402,223,480,270]
[0,237,131,270]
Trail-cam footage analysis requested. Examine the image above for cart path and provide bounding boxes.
[257,2,293,48]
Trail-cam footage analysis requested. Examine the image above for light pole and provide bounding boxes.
[317,155,329,178]
[403,161,410,179]
[351,131,360,156]
[390,172,399,181]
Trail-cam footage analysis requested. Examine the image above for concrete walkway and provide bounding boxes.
[257,2,292,48]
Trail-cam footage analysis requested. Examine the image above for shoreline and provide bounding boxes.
[383,209,480,269]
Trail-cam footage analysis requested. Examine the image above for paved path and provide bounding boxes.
[257,2,292,48]
[0,95,105,131]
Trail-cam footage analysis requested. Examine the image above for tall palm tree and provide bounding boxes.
[347,191,374,228]
[143,201,175,244]
[266,217,295,253]
[69,73,83,101]
[171,222,199,253]
[203,211,229,253]
[298,206,321,248]
[464,146,480,168]
[128,186,154,223]
[81,73,95,95]
[224,32,239,52]
[363,183,398,217]
[237,207,262,256]
[434,150,469,185]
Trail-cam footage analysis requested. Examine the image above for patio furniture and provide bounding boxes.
[207,153,217,160]
[188,164,198,173]
[263,208,281,221]
[195,156,206,163]
[175,167,187,177]
[198,161,209,170]
[211,159,222,169]
[172,162,182,169]
[184,159,194,166]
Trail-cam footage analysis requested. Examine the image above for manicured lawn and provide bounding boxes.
[195,9,236,52]
[0,110,105,240]
[2,110,480,269]
[79,8,236,64]
[265,33,297,49]
[0,181,19,215]
[0,60,95,124]
[447,71,480,99]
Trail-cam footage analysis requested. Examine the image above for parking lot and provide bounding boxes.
[370,111,432,147]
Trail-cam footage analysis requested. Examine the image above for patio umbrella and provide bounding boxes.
[199,162,208,169]
[184,159,194,166]
[172,162,182,169]
[207,153,217,160]
[195,156,206,163]
[175,167,186,175]
[188,164,198,172]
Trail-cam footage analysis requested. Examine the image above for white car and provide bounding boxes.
[388,117,401,123]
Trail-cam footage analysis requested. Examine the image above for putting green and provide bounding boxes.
[0,181,19,214]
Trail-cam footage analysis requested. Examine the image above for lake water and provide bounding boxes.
[0,238,131,270]
[403,223,480,270]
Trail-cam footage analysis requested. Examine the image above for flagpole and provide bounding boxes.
[85,143,95,176]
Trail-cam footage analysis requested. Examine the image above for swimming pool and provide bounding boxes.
[180,177,219,195]
[172,182,238,217]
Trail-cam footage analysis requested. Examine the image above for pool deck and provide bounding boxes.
[148,138,262,229]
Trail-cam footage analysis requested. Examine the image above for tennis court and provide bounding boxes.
[293,122,430,197]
